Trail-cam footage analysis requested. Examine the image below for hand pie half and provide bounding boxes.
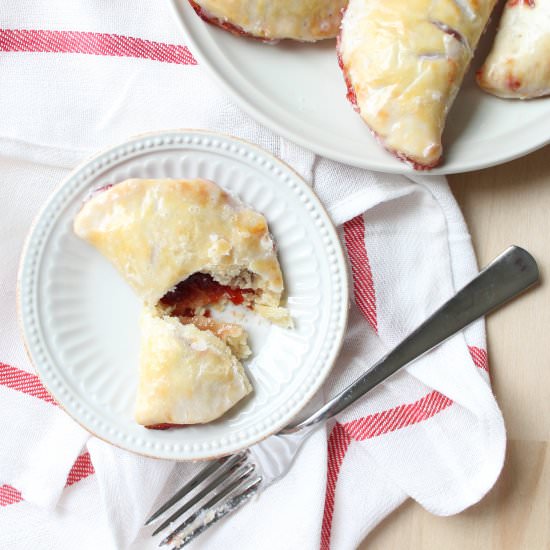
[135,307,252,427]
[188,0,347,42]
[338,0,497,169]
[74,178,290,327]
[477,0,550,99]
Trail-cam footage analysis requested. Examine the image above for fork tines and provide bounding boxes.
[161,466,262,549]
[145,450,262,549]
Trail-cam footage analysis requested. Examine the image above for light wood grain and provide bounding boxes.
[363,441,550,550]
[359,145,550,550]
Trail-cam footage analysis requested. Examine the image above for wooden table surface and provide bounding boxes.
[359,145,550,550]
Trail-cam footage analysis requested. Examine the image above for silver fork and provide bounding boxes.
[145,246,538,549]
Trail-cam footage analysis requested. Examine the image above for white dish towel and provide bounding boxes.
[0,2,505,549]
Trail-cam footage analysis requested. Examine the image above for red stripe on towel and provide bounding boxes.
[0,362,56,405]
[321,347,488,548]
[343,215,378,332]
[66,452,95,486]
[0,29,197,65]
[468,346,489,372]
[0,485,23,507]
[320,423,352,550]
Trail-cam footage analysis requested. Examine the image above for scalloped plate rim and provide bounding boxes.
[17,128,349,461]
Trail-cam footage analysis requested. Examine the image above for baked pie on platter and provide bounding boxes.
[188,0,347,42]
[476,0,550,99]
[74,178,290,427]
[337,0,497,169]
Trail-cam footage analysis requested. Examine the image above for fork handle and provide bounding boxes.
[281,246,538,434]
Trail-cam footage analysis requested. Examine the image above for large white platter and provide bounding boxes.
[18,130,348,461]
[170,0,550,175]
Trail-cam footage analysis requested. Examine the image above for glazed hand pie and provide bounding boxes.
[338,0,497,169]
[135,307,252,427]
[188,0,347,42]
[74,178,290,326]
[74,177,291,426]
[476,0,550,99]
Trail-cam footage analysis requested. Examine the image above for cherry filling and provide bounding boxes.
[159,272,255,318]
[508,0,535,6]
[506,74,522,91]
[145,423,187,430]
[336,35,359,112]
[95,183,114,193]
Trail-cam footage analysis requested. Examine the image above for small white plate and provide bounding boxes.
[170,0,550,175]
[18,130,348,461]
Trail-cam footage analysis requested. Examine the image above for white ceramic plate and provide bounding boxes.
[18,130,348,461]
[170,0,550,175]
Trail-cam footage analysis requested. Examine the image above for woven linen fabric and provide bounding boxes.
[0,2,505,549]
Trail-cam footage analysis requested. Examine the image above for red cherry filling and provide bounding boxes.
[508,0,535,6]
[95,183,114,193]
[83,183,115,204]
[159,273,255,317]
[336,35,359,112]
[506,74,522,91]
[145,423,188,430]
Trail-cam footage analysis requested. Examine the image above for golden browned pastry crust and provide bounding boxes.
[135,307,252,426]
[477,0,550,99]
[189,0,347,42]
[74,178,290,326]
[338,0,497,169]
